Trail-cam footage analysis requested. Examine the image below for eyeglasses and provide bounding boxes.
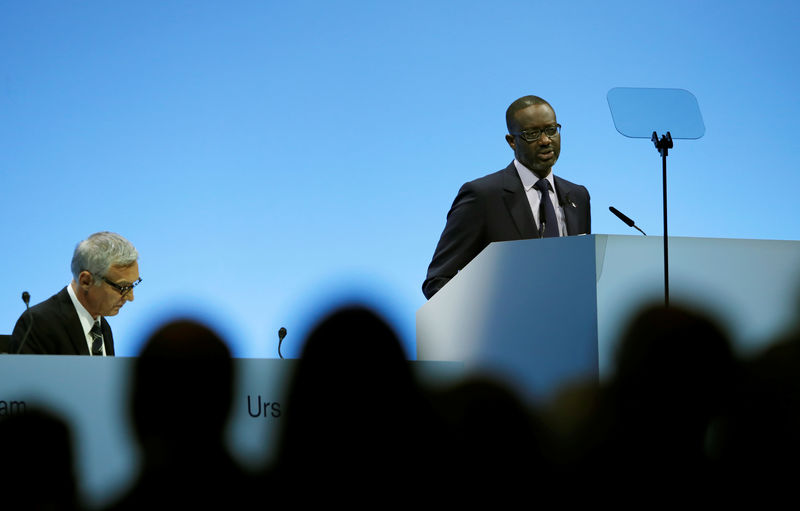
[510,124,561,143]
[100,276,142,296]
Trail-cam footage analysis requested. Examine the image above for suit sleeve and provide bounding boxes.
[581,186,591,234]
[422,182,487,299]
[10,308,49,354]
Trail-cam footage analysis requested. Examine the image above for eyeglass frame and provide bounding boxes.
[509,123,561,143]
[98,275,142,296]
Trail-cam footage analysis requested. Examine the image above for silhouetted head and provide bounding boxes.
[612,303,735,421]
[436,375,541,455]
[0,408,78,510]
[288,304,413,411]
[278,305,421,475]
[300,304,407,360]
[131,319,234,450]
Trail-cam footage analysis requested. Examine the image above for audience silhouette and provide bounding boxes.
[0,407,80,511]
[270,305,444,504]
[429,375,555,502]
[717,318,800,484]
[566,303,739,501]
[5,297,800,507]
[104,319,252,510]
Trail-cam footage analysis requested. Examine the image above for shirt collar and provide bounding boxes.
[67,281,100,335]
[514,159,556,193]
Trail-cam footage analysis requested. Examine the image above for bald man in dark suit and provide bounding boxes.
[423,96,591,299]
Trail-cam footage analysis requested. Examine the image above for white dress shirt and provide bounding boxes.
[66,282,107,356]
[514,159,567,236]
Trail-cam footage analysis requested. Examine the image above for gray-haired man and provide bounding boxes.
[10,231,141,355]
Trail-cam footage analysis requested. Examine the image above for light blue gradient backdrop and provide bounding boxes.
[2,1,799,358]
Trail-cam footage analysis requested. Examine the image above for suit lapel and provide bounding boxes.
[501,163,539,238]
[554,176,580,236]
[57,288,91,355]
[101,318,114,356]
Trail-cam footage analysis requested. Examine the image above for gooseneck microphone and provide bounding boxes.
[15,291,35,354]
[609,206,647,236]
[278,327,287,360]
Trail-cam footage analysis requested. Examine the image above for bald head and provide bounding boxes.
[506,95,552,133]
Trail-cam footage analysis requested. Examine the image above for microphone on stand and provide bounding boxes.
[15,291,35,354]
[278,327,287,359]
[609,206,647,236]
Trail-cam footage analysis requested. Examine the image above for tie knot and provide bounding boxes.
[534,178,551,193]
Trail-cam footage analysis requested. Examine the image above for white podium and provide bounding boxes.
[417,235,800,403]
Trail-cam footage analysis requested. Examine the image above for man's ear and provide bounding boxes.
[78,271,94,289]
[505,133,516,151]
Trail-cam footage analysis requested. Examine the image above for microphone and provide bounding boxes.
[277,327,287,360]
[609,206,647,236]
[15,291,35,354]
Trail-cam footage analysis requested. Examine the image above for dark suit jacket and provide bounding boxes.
[423,162,591,299]
[9,286,115,355]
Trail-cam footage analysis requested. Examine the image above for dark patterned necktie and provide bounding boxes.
[90,321,104,356]
[534,178,560,238]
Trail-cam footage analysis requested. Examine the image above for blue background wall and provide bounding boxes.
[2,1,799,357]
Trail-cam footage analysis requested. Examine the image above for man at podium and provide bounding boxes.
[423,95,591,299]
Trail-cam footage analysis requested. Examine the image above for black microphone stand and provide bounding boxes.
[16,291,34,354]
[651,131,673,307]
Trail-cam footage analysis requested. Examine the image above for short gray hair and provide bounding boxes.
[71,232,139,284]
